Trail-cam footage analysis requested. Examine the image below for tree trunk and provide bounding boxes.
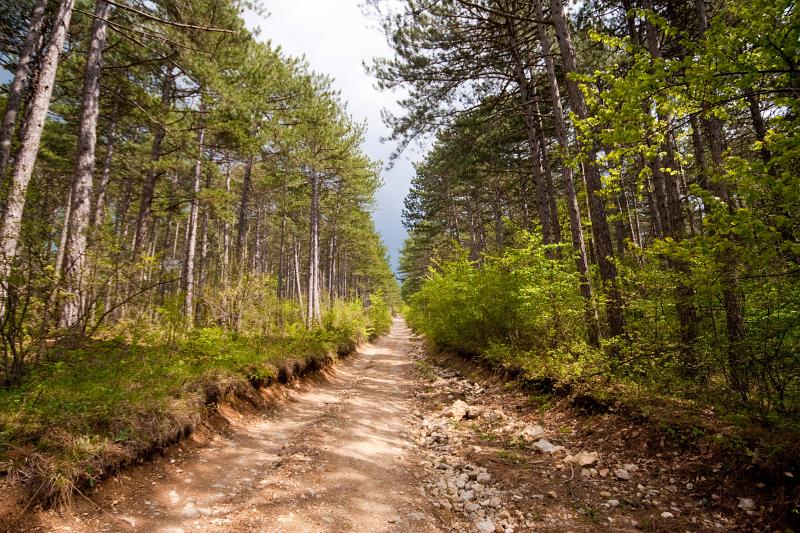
[54,188,73,282]
[0,0,48,182]
[236,156,254,264]
[0,0,74,312]
[534,92,562,245]
[533,0,599,345]
[197,173,212,302]
[277,177,288,298]
[746,92,771,165]
[306,171,321,325]
[93,112,117,226]
[182,110,205,325]
[133,70,172,255]
[550,0,624,337]
[222,166,231,285]
[328,226,337,303]
[505,17,553,247]
[60,0,112,329]
[294,237,305,321]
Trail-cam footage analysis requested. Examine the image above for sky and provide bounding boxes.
[244,1,417,274]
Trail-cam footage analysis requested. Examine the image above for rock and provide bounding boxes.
[444,400,470,420]
[546,491,557,499]
[120,516,136,527]
[623,463,639,472]
[615,468,631,480]
[566,451,599,467]
[477,472,491,483]
[475,520,496,533]
[532,439,564,455]
[408,512,426,521]
[461,490,475,501]
[607,499,620,507]
[737,498,755,511]
[660,511,674,518]
[465,405,488,419]
[515,424,545,442]
[600,491,612,498]
[181,505,200,519]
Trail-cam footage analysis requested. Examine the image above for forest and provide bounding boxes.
[375,0,799,428]
[0,0,397,505]
[0,0,798,526]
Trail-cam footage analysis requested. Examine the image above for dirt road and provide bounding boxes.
[20,318,441,533]
[12,317,759,532]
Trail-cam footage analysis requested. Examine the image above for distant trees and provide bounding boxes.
[374,0,800,415]
[0,0,398,383]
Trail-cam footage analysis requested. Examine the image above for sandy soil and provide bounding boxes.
[12,317,441,533]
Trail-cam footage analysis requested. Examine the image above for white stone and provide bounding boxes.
[737,498,755,511]
[532,439,564,454]
[444,400,470,420]
[515,424,545,442]
[615,468,631,480]
[567,451,599,467]
[475,520,496,533]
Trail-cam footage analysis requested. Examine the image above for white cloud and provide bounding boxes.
[244,1,416,273]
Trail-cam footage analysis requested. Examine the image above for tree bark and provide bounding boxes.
[222,166,231,285]
[182,109,205,325]
[60,0,112,329]
[533,92,562,245]
[746,92,771,165]
[533,0,599,345]
[132,69,172,255]
[0,0,48,182]
[93,112,117,226]
[549,0,625,337]
[235,156,254,264]
[0,0,74,312]
[277,176,288,298]
[505,16,553,247]
[294,237,305,321]
[306,171,321,325]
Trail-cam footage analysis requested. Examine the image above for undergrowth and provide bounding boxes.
[0,298,389,507]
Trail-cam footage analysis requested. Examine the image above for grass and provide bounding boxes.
[495,450,524,464]
[0,313,378,507]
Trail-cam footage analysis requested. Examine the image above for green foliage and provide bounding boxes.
[0,295,389,500]
[408,224,800,426]
[408,233,596,377]
[366,290,393,338]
